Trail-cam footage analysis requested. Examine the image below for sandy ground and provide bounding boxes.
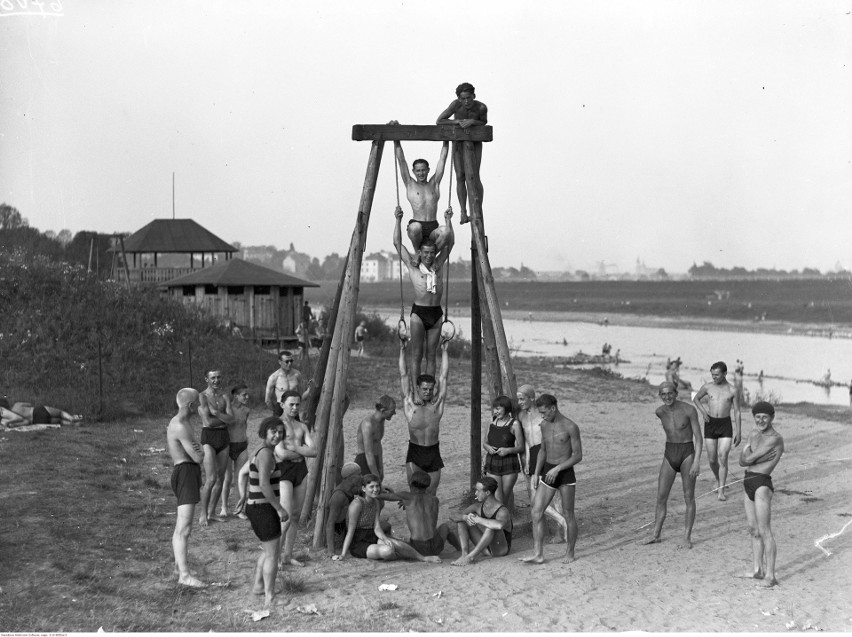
[209,395,852,632]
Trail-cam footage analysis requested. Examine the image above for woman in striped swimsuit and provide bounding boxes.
[245,417,289,609]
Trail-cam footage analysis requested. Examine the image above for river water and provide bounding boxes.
[380,312,852,406]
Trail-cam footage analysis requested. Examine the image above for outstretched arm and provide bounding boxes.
[433,141,449,184]
[435,208,455,269]
[393,140,411,186]
[399,339,412,400]
[393,208,415,266]
[435,339,450,404]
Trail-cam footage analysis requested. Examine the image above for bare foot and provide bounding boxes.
[756,577,779,589]
[252,586,264,595]
[676,538,693,550]
[283,558,304,567]
[519,554,545,564]
[460,211,470,224]
[198,514,209,527]
[423,556,442,564]
[452,555,474,566]
[210,514,228,522]
[718,491,727,501]
[641,537,661,545]
[734,570,764,580]
[561,552,576,564]
[178,575,207,588]
[237,512,248,520]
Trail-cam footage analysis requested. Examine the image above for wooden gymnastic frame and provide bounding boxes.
[302,123,521,549]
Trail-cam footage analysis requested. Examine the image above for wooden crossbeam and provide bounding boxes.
[352,124,493,142]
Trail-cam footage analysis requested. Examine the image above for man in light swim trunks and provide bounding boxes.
[388,124,451,253]
[274,390,317,567]
[394,206,454,384]
[264,351,310,418]
[693,361,741,501]
[167,388,206,588]
[379,471,446,558]
[517,384,567,541]
[642,382,703,548]
[520,394,583,565]
[198,369,234,527]
[399,337,450,495]
[435,82,488,224]
[443,477,512,566]
[0,398,83,427]
[738,401,784,588]
[354,395,396,480]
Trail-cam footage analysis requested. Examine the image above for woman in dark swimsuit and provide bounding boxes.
[482,395,525,511]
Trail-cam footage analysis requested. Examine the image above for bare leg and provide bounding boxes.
[754,488,777,587]
[407,221,425,252]
[743,493,766,579]
[501,473,518,512]
[198,444,218,527]
[717,437,733,501]
[281,480,306,567]
[432,225,450,256]
[452,149,468,223]
[643,459,676,544]
[427,469,441,496]
[486,472,504,503]
[559,484,578,563]
[409,313,427,384]
[705,437,721,497]
[423,322,442,379]
[520,484,556,563]
[260,537,281,609]
[679,456,697,548]
[388,538,441,563]
[173,504,205,587]
[218,459,234,517]
[208,448,230,521]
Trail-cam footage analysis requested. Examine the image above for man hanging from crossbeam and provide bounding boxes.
[388,120,452,256]
[394,207,453,384]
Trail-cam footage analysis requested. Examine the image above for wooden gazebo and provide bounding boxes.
[112,219,237,284]
[163,258,319,346]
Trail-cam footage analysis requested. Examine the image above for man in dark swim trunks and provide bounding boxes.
[378,471,446,558]
[394,206,454,384]
[520,394,583,565]
[694,361,742,501]
[738,401,784,588]
[197,369,234,527]
[354,395,397,480]
[399,338,450,495]
[642,382,703,548]
[0,399,83,427]
[387,124,452,254]
[443,477,512,566]
[167,388,206,588]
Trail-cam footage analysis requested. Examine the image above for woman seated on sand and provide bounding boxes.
[0,397,82,427]
[482,395,524,511]
[332,474,440,563]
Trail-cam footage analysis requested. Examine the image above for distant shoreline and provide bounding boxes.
[367,306,852,340]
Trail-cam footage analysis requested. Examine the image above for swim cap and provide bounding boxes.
[517,384,536,399]
[751,401,775,417]
[341,462,361,478]
[658,381,677,392]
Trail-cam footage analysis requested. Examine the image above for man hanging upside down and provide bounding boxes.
[393,207,454,382]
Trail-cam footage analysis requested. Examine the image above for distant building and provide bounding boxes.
[281,242,311,277]
[242,246,275,264]
[361,250,398,282]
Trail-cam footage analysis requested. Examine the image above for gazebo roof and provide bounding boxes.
[121,219,237,254]
[164,258,318,288]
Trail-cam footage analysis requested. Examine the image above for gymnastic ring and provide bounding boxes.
[397,319,409,341]
[440,319,456,342]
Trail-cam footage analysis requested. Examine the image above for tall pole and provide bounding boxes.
[470,242,482,490]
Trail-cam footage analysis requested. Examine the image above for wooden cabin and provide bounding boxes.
[163,258,319,346]
[113,219,237,284]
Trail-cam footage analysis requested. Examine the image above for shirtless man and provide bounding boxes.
[520,394,583,564]
[693,361,741,501]
[394,207,454,382]
[217,383,250,519]
[390,131,451,252]
[436,82,488,224]
[642,382,703,548]
[167,388,206,587]
[516,384,567,541]
[354,395,397,480]
[354,321,368,358]
[197,369,234,526]
[264,351,309,418]
[444,476,512,566]
[274,390,317,567]
[325,462,363,553]
[0,398,83,427]
[379,472,446,559]
[399,337,450,495]
[738,401,784,588]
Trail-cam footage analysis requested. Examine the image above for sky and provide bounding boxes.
[2,0,851,274]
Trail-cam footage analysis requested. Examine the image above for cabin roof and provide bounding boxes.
[121,219,237,254]
[164,258,319,288]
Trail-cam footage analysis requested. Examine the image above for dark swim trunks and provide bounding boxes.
[527,444,541,476]
[539,461,576,489]
[277,459,309,487]
[228,440,248,461]
[408,534,445,557]
[170,461,202,506]
[704,416,733,439]
[201,427,230,453]
[31,405,52,424]
[354,452,371,476]
[408,219,440,239]
[743,471,774,501]
[410,304,444,331]
[350,527,379,559]
[406,441,445,473]
[246,502,283,542]
[664,441,695,473]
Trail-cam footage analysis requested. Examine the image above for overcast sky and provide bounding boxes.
[2,0,850,274]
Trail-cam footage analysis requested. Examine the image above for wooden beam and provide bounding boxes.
[470,243,482,491]
[352,124,493,143]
